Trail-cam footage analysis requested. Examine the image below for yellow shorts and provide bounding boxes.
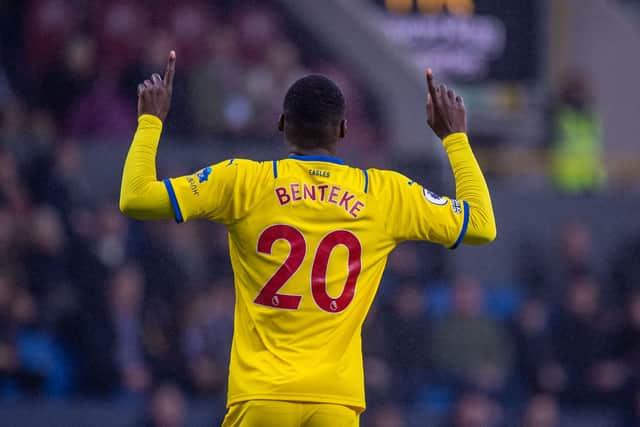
[222,400,360,427]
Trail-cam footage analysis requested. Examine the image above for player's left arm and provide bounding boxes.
[119,51,267,224]
[426,68,496,245]
[443,133,495,245]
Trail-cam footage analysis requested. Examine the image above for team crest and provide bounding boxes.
[197,166,212,183]
[423,188,448,206]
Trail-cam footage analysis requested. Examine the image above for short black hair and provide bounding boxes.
[283,75,345,148]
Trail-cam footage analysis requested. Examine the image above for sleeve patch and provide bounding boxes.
[451,199,463,214]
[423,188,448,206]
[197,166,212,183]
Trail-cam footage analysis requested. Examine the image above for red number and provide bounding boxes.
[254,225,306,310]
[255,226,362,313]
[311,231,362,313]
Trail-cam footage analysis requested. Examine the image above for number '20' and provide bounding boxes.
[254,225,362,313]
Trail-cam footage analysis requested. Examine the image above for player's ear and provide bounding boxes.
[339,119,347,139]
[278,114,285,132]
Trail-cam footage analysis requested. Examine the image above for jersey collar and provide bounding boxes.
[287,154,346,165]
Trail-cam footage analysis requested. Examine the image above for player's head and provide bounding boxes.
[279,75,347,152]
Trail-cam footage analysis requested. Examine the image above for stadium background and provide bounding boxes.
[0,0,639,426]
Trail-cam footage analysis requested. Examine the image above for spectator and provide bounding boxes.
[382,243,423,292]
[521,394,559,427]
[382,280,430,403]
[446,391,503,427]
[550,275,625,406]
[188,27,251,136]
[79,264,151,395]
[233,6,282,63]
[31,140,85,215]
[549,70,605,193]
[37,35,96,123]
[92,1,147,75]
[613,289,640,375]
[140,383,186,427]
[0,272,39,395]
[245,40,307,134]
[25,0,80,75]
[0,97,29,150]
[0,60,13,110]
[559,221,595,282]
[363,302,393,406]
[110,264,152,395]
[430,276,513,392]
[163,222,211,285]
[545,220,597,300]
[182,285,234,395]
[610,233,640,304]
[511,299,558,394]
[363,355,394,407]
[610,289,640,418]
[0,206,22,274]
[23,206,71,299]
[93,202,130,269]
[0,270,70,397]
[367,402,407,427]
[623,389,640,427]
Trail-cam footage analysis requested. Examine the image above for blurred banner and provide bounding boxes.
[371,0,539,82]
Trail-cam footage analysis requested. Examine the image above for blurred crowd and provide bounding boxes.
[0,0,381,146]
[1,1,640,427]
[362,222,640,427]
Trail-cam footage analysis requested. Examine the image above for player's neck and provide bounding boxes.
[287,145,337,158]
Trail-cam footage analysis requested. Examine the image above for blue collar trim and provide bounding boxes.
[287,154,346,165]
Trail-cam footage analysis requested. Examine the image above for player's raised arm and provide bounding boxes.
[426,68,496,244]
[119,51,177,220]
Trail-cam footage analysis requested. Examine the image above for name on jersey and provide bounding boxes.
[275,183,365,218]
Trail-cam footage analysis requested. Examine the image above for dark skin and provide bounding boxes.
[137,53,466,149]
[426,67,467,139]
[278,115,347,157]
[137,51,175,121]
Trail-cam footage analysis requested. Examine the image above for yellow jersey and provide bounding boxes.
[164,154,469,412]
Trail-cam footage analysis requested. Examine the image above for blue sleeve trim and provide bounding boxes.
[362,168,369,193]
[163,178,184,224]
[272,160,278,178]
[449,201,469,250]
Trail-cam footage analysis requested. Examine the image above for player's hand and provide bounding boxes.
[426,68,467,139]
[137,50,176,122]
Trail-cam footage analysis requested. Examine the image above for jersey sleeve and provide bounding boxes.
[371,170,468,248]
[163,159,270,225]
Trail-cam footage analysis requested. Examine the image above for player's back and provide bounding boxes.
[166,153,467,411]
[225,155,394,411]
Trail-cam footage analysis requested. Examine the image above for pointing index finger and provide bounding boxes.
[426,68,439,104]
[163,50,176,89]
